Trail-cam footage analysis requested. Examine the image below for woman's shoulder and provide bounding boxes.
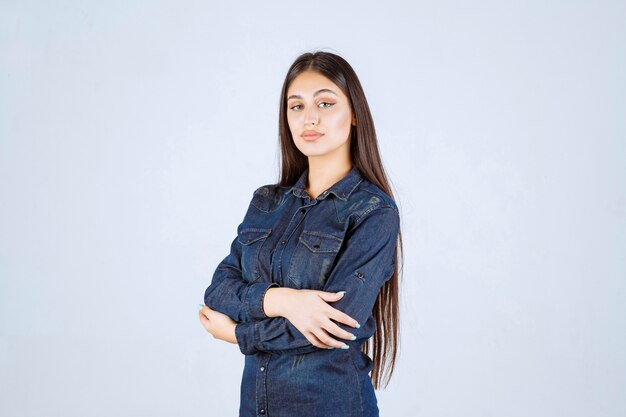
[350,176,399,216]
[248,182,290,212]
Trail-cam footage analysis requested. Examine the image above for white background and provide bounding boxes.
[1,1,624,416]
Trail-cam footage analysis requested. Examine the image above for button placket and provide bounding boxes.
[271,203,313,287]
[255,354,271,417]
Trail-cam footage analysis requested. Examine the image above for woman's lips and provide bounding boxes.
[302,133,323,141]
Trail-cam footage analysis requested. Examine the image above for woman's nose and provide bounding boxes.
[304,109,319,126]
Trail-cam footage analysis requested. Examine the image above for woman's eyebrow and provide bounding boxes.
[287,88,338,100]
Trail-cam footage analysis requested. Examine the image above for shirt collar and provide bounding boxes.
[289,165,364,201]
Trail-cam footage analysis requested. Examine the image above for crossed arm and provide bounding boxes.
[201,206,399,356]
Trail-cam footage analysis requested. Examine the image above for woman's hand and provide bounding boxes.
[264,288,360,349]
[198,305,237,344]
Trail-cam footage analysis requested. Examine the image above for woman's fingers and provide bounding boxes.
[199,306,221,338]
[312,290,360,329]
[198,307,211,322]
[305,331,332,349]
[327,306,360,329]
[314,323,349,349]
[316,290,346,302]
[323,318,357,342]
[198,311,215,337]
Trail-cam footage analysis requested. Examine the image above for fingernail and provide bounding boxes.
[327,347,335,349]
[198,304,204,311]
[336,291,346,296]
[355,322,360,329]
[341,345,350,349]
[350,335,357,341]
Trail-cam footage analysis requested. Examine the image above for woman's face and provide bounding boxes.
[286,70,356,160]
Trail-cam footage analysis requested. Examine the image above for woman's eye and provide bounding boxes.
[289,102,335,111]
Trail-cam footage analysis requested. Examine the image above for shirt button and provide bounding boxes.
[300,208,306,213]
[281,240,286,245]
[260,366,265,372]
[260,409,265,414]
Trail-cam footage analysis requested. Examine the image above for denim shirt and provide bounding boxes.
[203,165,400,417]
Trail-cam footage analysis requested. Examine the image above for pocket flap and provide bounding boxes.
[299,231,342,253]
[238,228,272,245]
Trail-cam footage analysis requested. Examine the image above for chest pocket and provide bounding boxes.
[238,228,271,282]
[287,230,343,289]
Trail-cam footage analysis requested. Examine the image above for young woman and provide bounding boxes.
[198,50,404,417]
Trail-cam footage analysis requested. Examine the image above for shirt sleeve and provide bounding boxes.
[203,191,279,323]
[234,205,400,356]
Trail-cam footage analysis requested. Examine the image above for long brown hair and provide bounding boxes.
[276,50,404,390]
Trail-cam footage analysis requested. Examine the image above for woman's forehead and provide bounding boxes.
[288,72,343,99]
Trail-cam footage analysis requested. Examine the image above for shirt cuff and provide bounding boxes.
[244,282,279,321]
[235,321,259,355]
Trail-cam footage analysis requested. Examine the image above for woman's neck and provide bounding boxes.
[305,159,353,200]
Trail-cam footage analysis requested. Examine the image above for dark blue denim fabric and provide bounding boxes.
[203,165,399,417]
